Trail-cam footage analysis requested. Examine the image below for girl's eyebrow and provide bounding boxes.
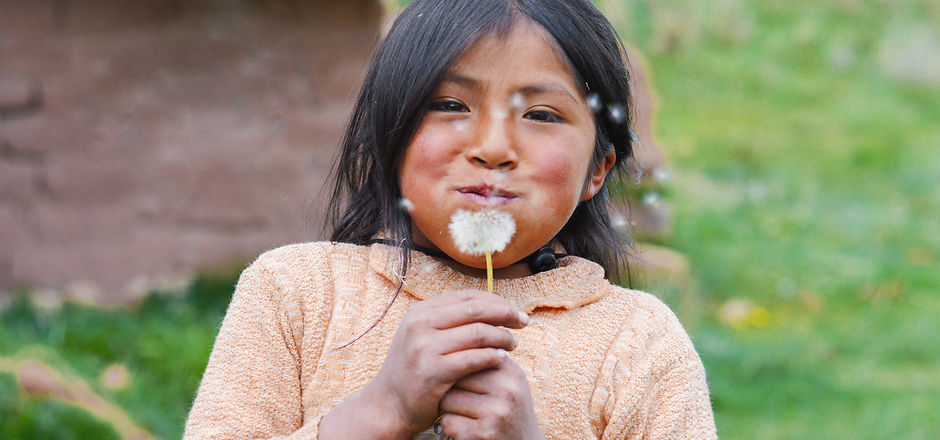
[440,72,580,105]
[517,84,580,105]
[441,72,478,89]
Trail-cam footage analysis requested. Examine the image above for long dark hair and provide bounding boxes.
[327,0,636,283]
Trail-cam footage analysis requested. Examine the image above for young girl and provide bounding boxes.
[184,0,716,438]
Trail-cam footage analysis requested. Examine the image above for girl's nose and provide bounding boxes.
[465,109,518,169]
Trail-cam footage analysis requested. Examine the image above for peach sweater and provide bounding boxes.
[184,242,716,439]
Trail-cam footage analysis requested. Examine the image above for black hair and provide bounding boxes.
[327,0,636,283]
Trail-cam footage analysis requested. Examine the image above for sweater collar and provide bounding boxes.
[368,243,609,313]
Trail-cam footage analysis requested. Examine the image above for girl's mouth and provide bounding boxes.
[456,184,518,206]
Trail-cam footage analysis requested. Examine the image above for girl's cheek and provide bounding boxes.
[531,149,584,191]
[409,122,462,171]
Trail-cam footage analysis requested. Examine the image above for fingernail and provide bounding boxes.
[497,348,507,357]
[512,334,519,347]
[518,311,529,325]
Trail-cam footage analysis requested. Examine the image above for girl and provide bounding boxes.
[184,0,716,439]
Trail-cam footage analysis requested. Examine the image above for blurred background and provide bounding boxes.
[1,0,938,438]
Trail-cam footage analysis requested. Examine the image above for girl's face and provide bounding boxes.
[400,20,614,277]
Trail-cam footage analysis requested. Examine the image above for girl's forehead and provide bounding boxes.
[445,20,579,87]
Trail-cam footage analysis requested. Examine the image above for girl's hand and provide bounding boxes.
[438,356,545,440]
[369,289,530,436]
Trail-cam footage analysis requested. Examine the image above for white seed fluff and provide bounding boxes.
[448,209,516,256]
[607,103,626,124]
[510,92,525,110]
[587,93,602,112]
[398,198,415,212]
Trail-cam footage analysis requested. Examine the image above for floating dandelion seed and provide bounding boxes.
[419,262,436,275]
[491,108,509,120]
[510,92,525,110]
[453,120,469,132]
[611,213,628,231]
[586,93,602,112]
[642,191,661,206]
[398,198,415,212]
[490,169,509,186]
[448,209,516,256]
[607,104,626,124]
[652,167,671,183]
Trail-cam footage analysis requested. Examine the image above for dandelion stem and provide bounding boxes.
[486,251,493,292]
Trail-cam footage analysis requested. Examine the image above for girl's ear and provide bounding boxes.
[581,151,616,202]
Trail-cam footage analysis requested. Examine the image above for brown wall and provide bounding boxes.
[1,0,384,303]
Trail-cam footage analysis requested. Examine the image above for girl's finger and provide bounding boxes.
[435,322,518,355]
[439,411,476,440]
[451,368,499,395]
[427,292,529,330]
[439,387,487,419]
[438,347,506,382]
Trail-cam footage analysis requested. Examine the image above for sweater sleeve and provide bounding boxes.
[600,295,717,440]
[183,260,323,439]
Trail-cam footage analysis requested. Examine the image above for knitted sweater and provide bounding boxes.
[183,242,716,439]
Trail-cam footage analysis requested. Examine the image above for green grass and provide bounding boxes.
[610,0,940,438]
[0,266,242,440]
[0,372,120,440]
[2,1,939,438]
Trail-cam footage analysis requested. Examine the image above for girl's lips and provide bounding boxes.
[456,185,518,206]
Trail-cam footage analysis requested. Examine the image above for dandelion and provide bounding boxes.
[448,209,516,292]
[718,298,771,331]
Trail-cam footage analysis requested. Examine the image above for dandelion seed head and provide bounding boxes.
[607,104,626,124]
[398,198,415,212]
[587,93,602,112]
[448,209,516,256]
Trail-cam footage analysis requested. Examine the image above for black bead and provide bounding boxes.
[529,246,557,273]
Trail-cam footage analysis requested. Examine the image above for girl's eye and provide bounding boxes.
[430,100,469,113]
[524,110,563,123]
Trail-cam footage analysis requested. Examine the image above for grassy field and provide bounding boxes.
[0,269,239,439]
[609,0,940,438]
[2,1,939,438]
